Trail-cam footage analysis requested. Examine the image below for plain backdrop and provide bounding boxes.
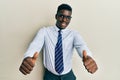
[0,0,120,80]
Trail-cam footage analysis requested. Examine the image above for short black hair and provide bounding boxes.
[57,4,72,13]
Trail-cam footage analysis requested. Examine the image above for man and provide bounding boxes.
[19,4,98,80]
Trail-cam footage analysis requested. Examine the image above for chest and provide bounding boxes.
[44,30,74,46]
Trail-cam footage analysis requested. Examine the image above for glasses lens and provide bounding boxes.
[58,14,71,20]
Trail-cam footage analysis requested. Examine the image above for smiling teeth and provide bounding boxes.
[62,23,66,26]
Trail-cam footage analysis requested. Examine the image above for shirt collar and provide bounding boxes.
[54,25,68,33]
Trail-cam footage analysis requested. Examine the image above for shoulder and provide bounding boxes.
[68,29,83,39]
[67,28,81,35]
[38,26,54,32]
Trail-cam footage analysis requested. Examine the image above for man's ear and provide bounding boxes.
[55,14,57,20]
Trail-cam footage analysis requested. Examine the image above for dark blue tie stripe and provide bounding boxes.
[55,54,63,64]
[55,60,62,66]
[55,43,62,51]
[55,52,62,61]
[55,30,64,74]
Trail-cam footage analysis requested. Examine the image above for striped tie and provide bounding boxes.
[55,30,64,74]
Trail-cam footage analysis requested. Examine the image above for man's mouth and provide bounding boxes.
[61,22,66,26]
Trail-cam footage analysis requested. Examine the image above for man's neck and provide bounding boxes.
[56,25,64,30]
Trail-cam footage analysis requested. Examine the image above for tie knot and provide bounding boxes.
[58,30,61,32]
[58,30,62,34]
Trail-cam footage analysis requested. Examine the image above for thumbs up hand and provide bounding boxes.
[19,52,39,75]
[82,50,98,74]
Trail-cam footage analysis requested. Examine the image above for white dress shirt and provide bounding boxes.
[24,26,92,75]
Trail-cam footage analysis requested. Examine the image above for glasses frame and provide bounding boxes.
[57,14,72,20]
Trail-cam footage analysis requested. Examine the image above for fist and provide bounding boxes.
[82,50,98,74]
[19,52,39,75]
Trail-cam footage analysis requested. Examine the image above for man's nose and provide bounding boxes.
[62,17,67,22]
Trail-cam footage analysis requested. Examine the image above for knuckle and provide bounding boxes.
[30,68,33,71]
[28,71,31,74]
[23,61,26,65]
[88,69,92,73]
[26,71,30,74]
[19,66,23,71]
[19,68,22,72]
[86,66,89,69]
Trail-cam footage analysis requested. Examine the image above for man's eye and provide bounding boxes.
[67,16,71,19]
[59,15,64,18]
[58,14,72,20]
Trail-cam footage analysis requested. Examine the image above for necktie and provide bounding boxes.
[55,30,64,74]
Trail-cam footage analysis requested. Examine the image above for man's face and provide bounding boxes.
[56,10,72,29]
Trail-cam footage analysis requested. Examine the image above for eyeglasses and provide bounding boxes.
[58,14,72,20]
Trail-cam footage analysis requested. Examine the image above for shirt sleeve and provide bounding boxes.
[24,27,45,58]
[73,31,92,58]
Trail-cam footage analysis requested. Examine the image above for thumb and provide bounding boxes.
[32,52,39,62]
[83,50,87,59]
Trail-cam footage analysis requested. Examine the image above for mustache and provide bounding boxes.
[59,21,69,24]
